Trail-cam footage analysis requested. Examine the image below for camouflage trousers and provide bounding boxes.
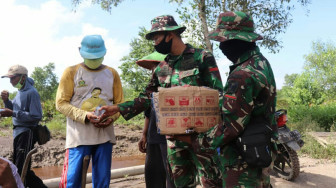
[166,138,222,188]
[193,124,273,188]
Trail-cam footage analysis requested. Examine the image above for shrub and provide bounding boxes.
[46,113,66,138]
[288,103,336,131]
[115,115,144,131]
[0,117,13,128]
[299,134,336,162]
[287,116,323,134]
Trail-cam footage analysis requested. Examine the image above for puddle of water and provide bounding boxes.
[33,155,145,180]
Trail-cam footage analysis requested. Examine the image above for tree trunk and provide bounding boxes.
[222,0,227,12]
[197,0,213,53]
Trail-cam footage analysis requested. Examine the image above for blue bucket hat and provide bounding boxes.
[79,35,107,59]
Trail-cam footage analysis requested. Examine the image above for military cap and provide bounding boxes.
[145,15,186,40]
[208,11,263,42]
[136,51,167,70]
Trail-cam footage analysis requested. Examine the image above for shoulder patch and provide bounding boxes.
[227,81,239,94]
[224,94,237,100]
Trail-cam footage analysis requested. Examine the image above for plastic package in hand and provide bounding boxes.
[94,106,105,117]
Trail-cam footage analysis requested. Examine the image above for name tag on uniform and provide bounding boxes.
[180,68,197,78]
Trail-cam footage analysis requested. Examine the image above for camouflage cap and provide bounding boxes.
[208,11,263,42]
[145,15,186,40]
[136,51,167,70]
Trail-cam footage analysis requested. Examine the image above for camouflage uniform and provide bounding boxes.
[193,12,277,188]
[119,15,224,188]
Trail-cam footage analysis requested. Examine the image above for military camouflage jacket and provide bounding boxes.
[219,46,277,166]
[118,44,224,120]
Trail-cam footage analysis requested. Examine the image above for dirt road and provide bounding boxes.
[1,126,335,187]
[103,156,336,188]
[271,157,336,188]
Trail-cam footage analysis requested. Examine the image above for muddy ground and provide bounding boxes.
[0,124,144,168]
[1,126,336,187]
[104,156,336,188]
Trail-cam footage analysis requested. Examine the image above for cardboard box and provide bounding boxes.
[152,86,221,135]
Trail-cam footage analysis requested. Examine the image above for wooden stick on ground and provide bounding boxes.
[81,155,90,188]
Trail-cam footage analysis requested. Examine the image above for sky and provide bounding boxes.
[0,0,335,93]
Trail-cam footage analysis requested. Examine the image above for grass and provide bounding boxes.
[45,114,66,139]
[44,114,145,139]
[287,116,324,133]
[0,117,13,128]
[0,130,11,137]
[286,116,336,162]
[299,134,336,162]
[115,116,144,131]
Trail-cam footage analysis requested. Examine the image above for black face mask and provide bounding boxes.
[154,33,173,54]
[219,40,256,63]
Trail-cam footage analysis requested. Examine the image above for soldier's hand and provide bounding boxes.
[1,90,9,102]
[138,134,147,153]
[98,105,120,122]
[0,108,13,117]
[93,118,113,129]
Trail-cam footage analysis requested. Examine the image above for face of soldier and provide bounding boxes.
[153,32,173,54]
[219,39,256,63]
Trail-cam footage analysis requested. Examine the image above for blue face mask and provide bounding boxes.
[13,75,25,89]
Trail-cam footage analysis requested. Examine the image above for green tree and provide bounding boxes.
[171,0,311,53]
[73,0,310,53]
[118,27,155,98]
[72,0,124,11]
[303,41,336,99]
[284,73,299,88]
[287,72,325,106]
[30,62,59,102]
[280,73,299,98]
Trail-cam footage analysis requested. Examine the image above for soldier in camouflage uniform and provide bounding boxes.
[95,15,224,187]
[192,11,277,188]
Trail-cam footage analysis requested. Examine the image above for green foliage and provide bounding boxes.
[171,0,311,53]
[46,113,66,138]
[299,134,336,161]
[0,117,13,128]
[276,89,290,110]
[72,0,310,53]
[41,99,60,122]
[288,103,336,131]
[1,92,17,127]
[115,116,144,130]
[278,41,336,132]
[287,72,326,106]
[119,27,155,94]
[280,41,336,107]
[287,113,323,133]
[303,41,336,99]
[72,0,125,12]
[283,73,299,88]
[30,63,59,102]
[122,86,141,101]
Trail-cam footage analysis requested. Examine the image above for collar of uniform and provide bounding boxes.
[235,46,260,65]
[229,46,260,73]
[165,43,195,66]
